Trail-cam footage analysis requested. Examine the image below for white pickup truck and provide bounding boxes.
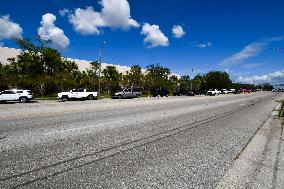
[207,89,221,96]
[58,88,98,101]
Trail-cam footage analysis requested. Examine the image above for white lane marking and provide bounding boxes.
[239,104,245,106]
[45,120,124,135]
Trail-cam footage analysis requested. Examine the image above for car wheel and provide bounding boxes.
[19,97,28,103]
[136,94,140,98]
[87,95,94,100]
[117,95,122,99]
[61,96,68,102]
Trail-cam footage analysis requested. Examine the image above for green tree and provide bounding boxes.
[192,74,203,89]
[128,65,143,88]
[168,75,179,93]
[179,75,191,93]
[203,71,232,89]
[146,63,170,93]
[102,66,121,94]
[5,38,79,96]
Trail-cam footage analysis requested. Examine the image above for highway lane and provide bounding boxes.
[0,92,282,188]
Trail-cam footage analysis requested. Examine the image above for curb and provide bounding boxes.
[215,103,284,189]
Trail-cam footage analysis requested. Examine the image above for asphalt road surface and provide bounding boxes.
[0,92,282,188]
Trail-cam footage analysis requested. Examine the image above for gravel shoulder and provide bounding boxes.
[216,101,284,189]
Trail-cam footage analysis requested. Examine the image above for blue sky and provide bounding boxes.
[0,0,284,84]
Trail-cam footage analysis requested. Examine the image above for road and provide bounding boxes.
[0,92,282,188]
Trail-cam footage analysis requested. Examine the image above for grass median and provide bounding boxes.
[281,101,284,118]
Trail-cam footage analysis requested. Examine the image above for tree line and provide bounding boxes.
[0,38,273,97]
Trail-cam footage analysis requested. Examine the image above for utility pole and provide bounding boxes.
[98,41,106,96]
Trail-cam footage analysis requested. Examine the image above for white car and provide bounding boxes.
[221,89,229,94]
[0,89,33,103]
[58,88,98,101]
[229,89,235,93]
[207,89,221,96]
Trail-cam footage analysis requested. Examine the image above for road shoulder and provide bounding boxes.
[216,103,284,189]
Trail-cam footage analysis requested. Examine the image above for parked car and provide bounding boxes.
[58,88,98,101]
[112,88,142,99]
[226,89,234,93]
[233,89,241,94]
[221,89,229,94]
[240,89,251,93]
[173,88,195,96]
[152,88,169,97]
[207,89,221,96]
[0,89,33,103]
[196,89,208,95]
[272,88,284,92]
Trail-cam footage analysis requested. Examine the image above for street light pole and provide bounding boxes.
[98,41,106,96]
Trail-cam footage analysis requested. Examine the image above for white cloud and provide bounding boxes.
[238,69,284,83]
[194,42,212,48]
[0,15,22,42]
[68,7,103,35]
[100,0,139,28]
[172,25,186,38]
[222,37,283,66]
[38,13,70,49]
[59,9,70,17]
[141,23,169,48]
[68,0,139,35]
[243,62,264,69]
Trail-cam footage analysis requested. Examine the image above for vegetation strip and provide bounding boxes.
[0,38,273,98]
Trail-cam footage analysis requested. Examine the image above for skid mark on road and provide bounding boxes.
[0,99,263,189]
[44,120,125,135]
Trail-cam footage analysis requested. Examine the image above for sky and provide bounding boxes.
[0,0,284,84]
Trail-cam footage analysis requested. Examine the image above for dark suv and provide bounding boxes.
[152,88,169,97]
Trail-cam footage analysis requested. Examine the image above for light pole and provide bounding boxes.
[98,41,106,96]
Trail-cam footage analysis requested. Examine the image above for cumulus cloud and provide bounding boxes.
[67,0,139,35]
[141,23,169,48]
[68,7,104,35]
[194,42,212,48]
[0,15,22,43]
[238,69,284,83]
[172,25,186,38]
[222,37,283,66]
[59,8,70,17]
[38,13,70,49]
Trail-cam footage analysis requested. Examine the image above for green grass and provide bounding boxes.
[34,94,58,100]
[97,94,112,100]
[34,97,58,100]
[279,100,284,117]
